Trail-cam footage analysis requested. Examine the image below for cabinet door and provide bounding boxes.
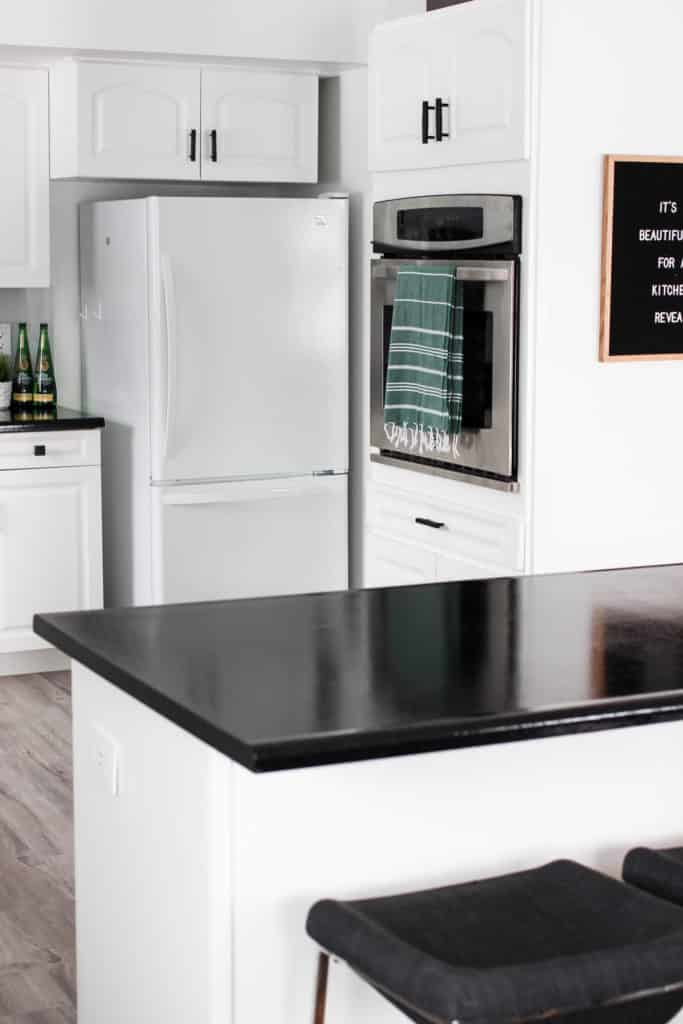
[364,529,436,589]
[0,467,103,654]
[431,0,529,167]
[72,63,200,180]
[0,67,49,287]
[201,69,318,182]
[369,0,528,172]
[369,17,437,173]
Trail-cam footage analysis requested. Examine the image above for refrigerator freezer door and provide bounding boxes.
[151,474,347,604]
[148,196,348,484]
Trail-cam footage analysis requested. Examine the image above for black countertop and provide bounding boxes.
[0,406,104,432]
[34,564,683,772]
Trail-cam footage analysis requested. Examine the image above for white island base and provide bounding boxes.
[72,663,683,1024]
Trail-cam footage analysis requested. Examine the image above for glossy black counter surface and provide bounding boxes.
[0,406,104,432]
[34,564,683,772]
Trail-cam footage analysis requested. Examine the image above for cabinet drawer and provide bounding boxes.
[435,552,521,583]
[0,430,101,470]
[368,484,524,573]
[364,529,436,588]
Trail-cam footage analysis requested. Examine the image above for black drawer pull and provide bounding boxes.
[189,128,197,162]
[435,97,450,141]
[415,516,445,529]
[421,100,435,144]
[34,445,46,457]
[210,129,218,163]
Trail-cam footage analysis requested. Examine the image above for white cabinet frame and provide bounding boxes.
[0,66,49,286]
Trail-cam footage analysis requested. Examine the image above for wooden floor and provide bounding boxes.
[0,673,75,1023]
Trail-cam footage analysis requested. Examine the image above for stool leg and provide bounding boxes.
[313,952,330,1024]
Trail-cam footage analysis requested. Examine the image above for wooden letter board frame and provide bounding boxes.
[600,153,683,362]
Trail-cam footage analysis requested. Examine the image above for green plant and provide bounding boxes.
[0,354,10,384]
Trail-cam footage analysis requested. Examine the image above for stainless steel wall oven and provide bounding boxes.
[370,194,521,491]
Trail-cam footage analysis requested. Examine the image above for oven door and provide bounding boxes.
[370,258,518,486]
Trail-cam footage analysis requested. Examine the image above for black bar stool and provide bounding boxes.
[624,846,683,906]
[306,859,683,1024]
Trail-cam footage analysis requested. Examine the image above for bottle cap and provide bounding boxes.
[39,322,48,330]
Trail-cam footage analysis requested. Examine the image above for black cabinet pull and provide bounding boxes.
[435,97,450,141]
[421,100,435,144]
[415,516,445,529]
[33,445,46,457]
[189,128,197,162]
[210,129,218,163]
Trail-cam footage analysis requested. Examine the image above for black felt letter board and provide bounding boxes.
[600,155,683,361]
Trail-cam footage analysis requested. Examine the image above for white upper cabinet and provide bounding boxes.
[369,0,529,172]
[201,69,318,182]
[50,60,318,183]
[51,62,201,180]
[0,67,49,287]
[368,17,439,174]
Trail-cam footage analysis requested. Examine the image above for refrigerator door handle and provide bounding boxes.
[160,254,177,462]
[160,480,333,506]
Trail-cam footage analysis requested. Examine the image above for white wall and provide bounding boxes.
[531,0,683,574]
[1,0,422,65]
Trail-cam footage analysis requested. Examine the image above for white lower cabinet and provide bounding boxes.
[364,480,524,588]
[0,433,103,666]
[434,552,518,583]
[365,530,436,588]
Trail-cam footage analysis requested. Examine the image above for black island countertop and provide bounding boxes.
[34,564,683,772]
[0,406,104,432]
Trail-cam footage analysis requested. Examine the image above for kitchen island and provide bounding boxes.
[35,565,683,1024]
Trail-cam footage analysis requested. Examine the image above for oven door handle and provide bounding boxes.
[372,263,512,283]
[456,267,510,282]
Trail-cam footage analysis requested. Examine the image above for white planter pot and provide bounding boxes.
[0,382,11,410]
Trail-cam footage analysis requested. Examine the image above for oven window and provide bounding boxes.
[396,207,484,244]
[382,281,493,431]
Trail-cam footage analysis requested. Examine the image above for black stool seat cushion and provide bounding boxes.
[306,859,683,1024]
[624,847,683,906]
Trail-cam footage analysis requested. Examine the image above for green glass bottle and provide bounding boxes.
[33,323,57,410]
[11,323,33,410]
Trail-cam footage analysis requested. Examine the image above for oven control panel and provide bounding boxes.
[373,194,522,257]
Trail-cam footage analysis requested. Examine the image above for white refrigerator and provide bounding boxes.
[79,196,348,608]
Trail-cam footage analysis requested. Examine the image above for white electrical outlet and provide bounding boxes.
[0,324,11,357]
[93,726,120,797]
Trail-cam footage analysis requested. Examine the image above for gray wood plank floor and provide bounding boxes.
[0,673,75,1023]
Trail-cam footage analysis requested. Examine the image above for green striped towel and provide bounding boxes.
[384,263,464,454]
